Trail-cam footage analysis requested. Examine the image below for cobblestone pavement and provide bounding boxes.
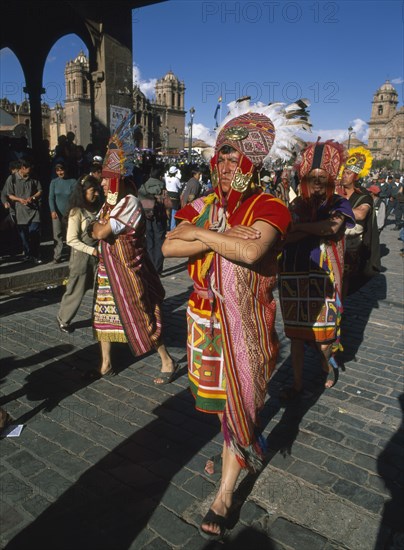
[1,223,403,550]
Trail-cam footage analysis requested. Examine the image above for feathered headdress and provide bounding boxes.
[209,97,311,215]
[215,96,312,167]
[102,114,135,205]
[340,146,373,180]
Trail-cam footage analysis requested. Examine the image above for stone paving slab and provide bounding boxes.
[0,225,403,549]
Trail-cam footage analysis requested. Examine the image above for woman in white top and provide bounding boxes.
[57,175,100,333]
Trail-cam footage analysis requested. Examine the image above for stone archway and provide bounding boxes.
[1,0,162,175]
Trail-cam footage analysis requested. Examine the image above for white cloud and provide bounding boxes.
[192,123,216,146]
[391,77,403,85]
[311,118,369,145]
[133,64,157,99]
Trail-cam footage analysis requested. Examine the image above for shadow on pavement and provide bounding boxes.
[227,350,325,526]
[161,260,189,278]
[0,343,113,426]
[209,525,277,549]
[0,286,65,314]
[5,389,220,550]
[338,273,387,366]
[374,393,404,550]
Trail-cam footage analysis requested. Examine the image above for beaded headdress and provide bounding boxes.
[296,139,346,201]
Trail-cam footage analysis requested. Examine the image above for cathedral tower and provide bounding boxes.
[368,80,401,164]
[64,51,91,147]
[153,71,186,154]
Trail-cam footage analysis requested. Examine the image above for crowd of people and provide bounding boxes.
[1,101,404,540]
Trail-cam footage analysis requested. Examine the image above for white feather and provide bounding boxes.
[215,97,312,166]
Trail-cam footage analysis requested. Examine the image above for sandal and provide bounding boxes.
[57,316,73,334]
[324,357,339,389]
[199,508,227,540]
[204,454,223,477]
[153,363,180,385]
[279,386,302,402]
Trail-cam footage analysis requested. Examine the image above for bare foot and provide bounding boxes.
[204,454,223,476]
[205,458,215,476]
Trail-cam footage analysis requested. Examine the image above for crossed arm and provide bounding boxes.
[285,213,345,243]
[162,220,280,265]
[91,219,113,240]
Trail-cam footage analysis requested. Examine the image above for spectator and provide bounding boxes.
[2,159,43,264]
[57,175,100,332]
[180,168,202,207]
[164,166,182,230]
[380,175,399,222]
[368,185,386,232]
[48,163,77,263]
[138,165,167,275]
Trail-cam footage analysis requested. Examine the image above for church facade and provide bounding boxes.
[48,53,186,154]
[368,80,404,170]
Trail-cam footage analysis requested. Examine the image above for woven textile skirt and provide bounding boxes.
[187,306,226,414]
[93,258,127,343]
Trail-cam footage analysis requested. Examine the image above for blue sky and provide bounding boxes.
[1,0,402,145]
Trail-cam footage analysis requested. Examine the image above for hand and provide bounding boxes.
[225,225,261,239]
[92,248,98,257]
[20,198,29,205]
[167,221,197,242]
[51,211,58,220]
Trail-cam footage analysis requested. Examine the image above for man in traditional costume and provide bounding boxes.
[278,140,355,398]
[90,117,177,382]
[163,97,310,539]
[336,146,380,295]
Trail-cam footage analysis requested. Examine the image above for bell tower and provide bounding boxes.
[369,80,398,122]
[64,51,91,147]
[153,70,186,154]
[368,80,399,160]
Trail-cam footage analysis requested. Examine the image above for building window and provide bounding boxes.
[378,105,383,115]
[73,80,76,95]
[373,141,377,148]
[381,95,383,100]
[68,81,71,96]
[83,79,87,95]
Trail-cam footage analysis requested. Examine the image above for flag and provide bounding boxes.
[214,96,222,127]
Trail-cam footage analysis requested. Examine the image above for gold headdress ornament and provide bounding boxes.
[339,146,373,180]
